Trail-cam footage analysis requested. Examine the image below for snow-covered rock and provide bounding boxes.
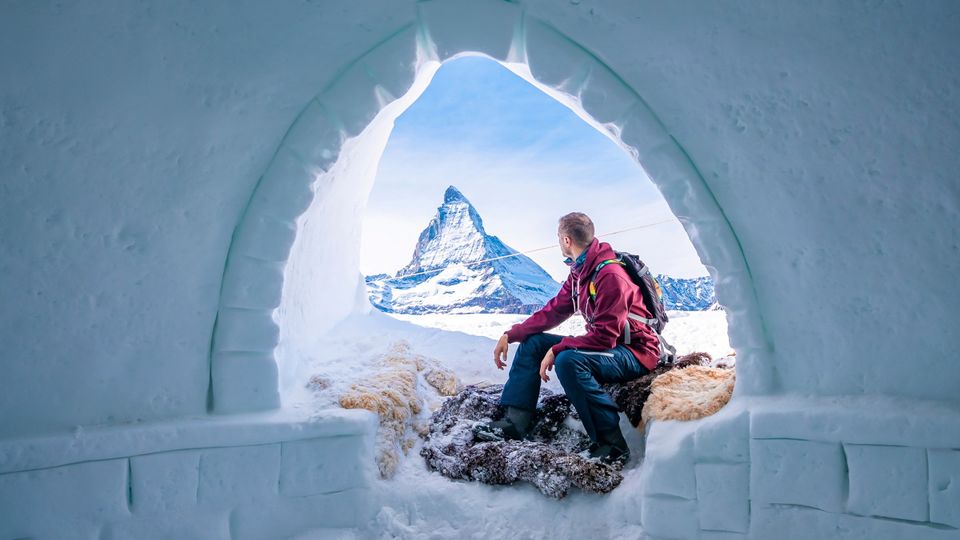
[366,186,561,314]
[656,274,716,311]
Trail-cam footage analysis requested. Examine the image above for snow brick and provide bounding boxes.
[130,449,201,515]
[696,463,750,533]
[694,406,750,463]
[0,459,127,539]
[929,449,960,528]
[213,308,279,353]
[525,18,593,97]
[231,487,374,540]
[700,531,748,540]
[211,351,280,413]
[641,495,699,539]
[219,256,285,310]
[752,502,960,540]
[846,444,928,522]
[641,422,698,498]
[617,97,672,161]
[246,146,320,222]
[750,439,846,512]
[360,25,420,101]
[197,444,281,506]
[232,214,297,263]
[279,435,374,497]
[102,508,231,540]
[418,0,522,62]
[318,58,390,140]
[281,98,345,173]
[578,66,638,126]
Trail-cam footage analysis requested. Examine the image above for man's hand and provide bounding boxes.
[494,333,510,370]
[539,349,556,382]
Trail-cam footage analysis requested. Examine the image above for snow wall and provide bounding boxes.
[1,1,959,538]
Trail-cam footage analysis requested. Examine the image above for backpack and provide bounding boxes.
[587,251,677,366]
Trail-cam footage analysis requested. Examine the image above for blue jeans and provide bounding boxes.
[500,332,649,443]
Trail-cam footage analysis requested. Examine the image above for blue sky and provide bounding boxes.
[361,56,707,281]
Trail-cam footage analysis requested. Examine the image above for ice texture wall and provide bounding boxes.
[1,0,959,441]
[0,1,419,436]
[593,1,960,402]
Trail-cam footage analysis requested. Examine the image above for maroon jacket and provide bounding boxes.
[504,238,661,371]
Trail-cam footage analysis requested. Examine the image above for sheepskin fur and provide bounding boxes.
[337,341,460,478]
[640,365,735,428]
[601,352,713,427]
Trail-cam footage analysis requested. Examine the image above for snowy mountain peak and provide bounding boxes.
[443,184,469,205]
[369,186,561,314]
[398,185,489,277]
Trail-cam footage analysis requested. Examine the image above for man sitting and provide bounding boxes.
[474,212,661,464]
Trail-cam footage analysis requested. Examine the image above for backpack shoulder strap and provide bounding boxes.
[588,258,625,297]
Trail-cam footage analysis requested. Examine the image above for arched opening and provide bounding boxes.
[209,3,772,417]
[333,54,733,398]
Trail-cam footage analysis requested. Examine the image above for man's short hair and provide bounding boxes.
[558,212,595,247]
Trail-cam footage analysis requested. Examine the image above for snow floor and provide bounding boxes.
[388,310,734,360]
[285,309,732,539]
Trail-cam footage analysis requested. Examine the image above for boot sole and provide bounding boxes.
[471,421,527,442]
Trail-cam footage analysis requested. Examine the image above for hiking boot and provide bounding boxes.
[472,406,532,442]
[587,443,630,465]
[587,427,630,465]
[577,441,601,459]
[473,418,525,442]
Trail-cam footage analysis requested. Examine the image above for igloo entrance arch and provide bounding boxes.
[4,1,959,538]
[209,3,772,414]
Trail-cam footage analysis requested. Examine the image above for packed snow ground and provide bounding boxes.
[286,309,733,412]
[389,310,734,360]
[285,308,732,539]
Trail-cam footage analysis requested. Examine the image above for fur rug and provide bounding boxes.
[419,383,624,499]
[600,352,713,427]
[640,364,736,428]
[419,352,735,498]
[337,341,459,478]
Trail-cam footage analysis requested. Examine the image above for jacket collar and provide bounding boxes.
[564,246,589,269]
[571,238,613,282]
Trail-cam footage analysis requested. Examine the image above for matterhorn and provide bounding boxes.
[366,186,562,314]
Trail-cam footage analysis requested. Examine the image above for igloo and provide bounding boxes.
[1,1,958,538]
